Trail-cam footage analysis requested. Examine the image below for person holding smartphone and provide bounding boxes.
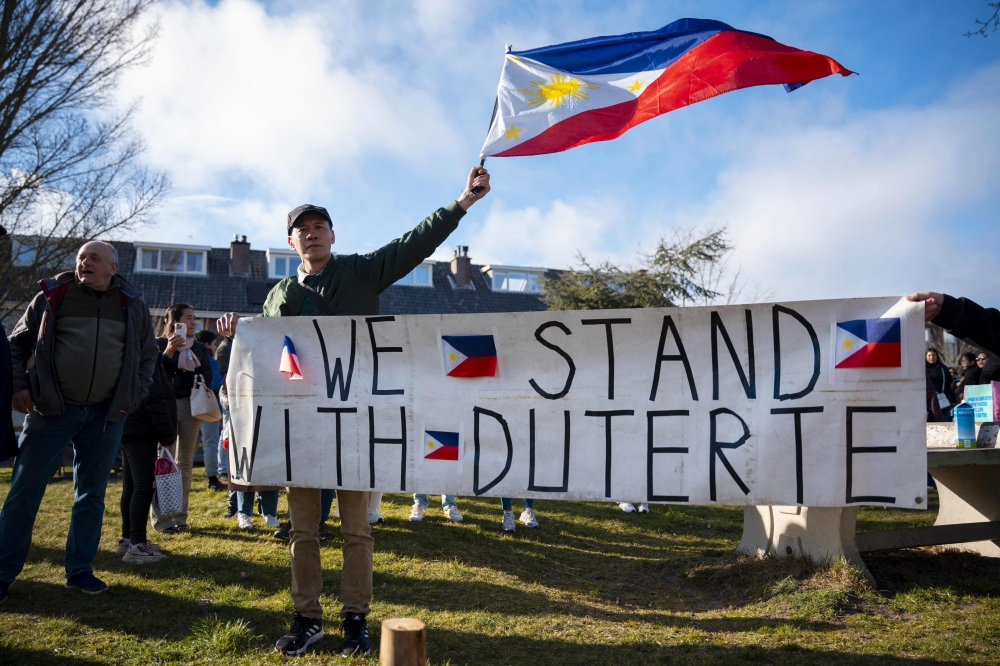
[152,303,214,533]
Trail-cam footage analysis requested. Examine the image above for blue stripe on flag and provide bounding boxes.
[866,318,900,344]
[511,18,762,75]
[837,319,868,341]
[426,430,459,447]
[442,335,497,358]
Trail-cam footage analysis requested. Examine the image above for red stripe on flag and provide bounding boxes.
[425,446,459,461]
[495,31,852,158]
[835,342,901,369]
[447,356,497,377]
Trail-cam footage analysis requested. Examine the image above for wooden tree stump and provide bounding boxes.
[380,618,426,666]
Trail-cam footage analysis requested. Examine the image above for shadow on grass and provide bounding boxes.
[0,646,104,665]
[2,579,289,642]
[864,547,1000,596]
[420,629,972,666]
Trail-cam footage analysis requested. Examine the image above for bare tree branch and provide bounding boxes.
[0,0,166,321]
[966,1,1000,37]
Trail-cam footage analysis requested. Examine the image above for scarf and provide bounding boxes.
[177,336,201,373]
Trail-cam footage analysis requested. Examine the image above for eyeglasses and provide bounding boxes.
[977,356,988,361]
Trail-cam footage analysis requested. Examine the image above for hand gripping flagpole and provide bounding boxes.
[470,94,499,197]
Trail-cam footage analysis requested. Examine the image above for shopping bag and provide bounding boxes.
[190,374,222,422]
[152,447,184,517]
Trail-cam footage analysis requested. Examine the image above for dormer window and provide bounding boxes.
[135,244,209,275]
[484,265,544,292]
[396,262,434,287]
[268,249,302,279]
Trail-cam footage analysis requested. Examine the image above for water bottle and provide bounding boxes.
[954,402,976,448]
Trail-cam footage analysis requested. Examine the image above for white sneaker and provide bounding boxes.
[619,502,637,513]
[519,508,539,528]
[409,504,425,521]
[637,503,649,514]
[264,514,280,528]
[368,510,384,525]
[443,505,463,522]
[115,538,130,556]
[238,514,254,530]
[501,510,516,532]
[123,543,166,564]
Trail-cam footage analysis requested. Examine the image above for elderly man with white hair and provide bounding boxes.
[0,240,158,602]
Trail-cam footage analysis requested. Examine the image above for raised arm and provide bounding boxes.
[909,292,1000,356]
[354,166,490,292]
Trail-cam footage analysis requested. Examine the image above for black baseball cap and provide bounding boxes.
[287,204,332,235]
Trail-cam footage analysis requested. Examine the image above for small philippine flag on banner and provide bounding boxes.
[442,335,498,377]
[424,430,460,461]
[279,336,303,380]
[835,318,901,369]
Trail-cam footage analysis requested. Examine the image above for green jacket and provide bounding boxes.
[262,202,466,317]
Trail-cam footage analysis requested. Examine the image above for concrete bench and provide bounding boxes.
[737,423,1000,575]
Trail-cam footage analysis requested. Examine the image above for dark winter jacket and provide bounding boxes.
[8,272,158,422]
[0,321,15,461]
[934,295,1000,356]
[121,355,177,447]
[933,295,1000,385]
[157,337,213,399]
[261,202,465,317]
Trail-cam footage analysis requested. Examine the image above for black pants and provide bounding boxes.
[120,438,157,544]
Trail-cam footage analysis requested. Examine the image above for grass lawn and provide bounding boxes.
[0,468,998,665]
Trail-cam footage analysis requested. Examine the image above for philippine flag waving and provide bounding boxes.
[481,18,852,158]
[279,336,303,380]
[835,318,901,369]
[442,335,498,377]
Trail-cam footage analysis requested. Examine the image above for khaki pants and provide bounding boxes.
[151,396,201,530]
[287,487,373,619]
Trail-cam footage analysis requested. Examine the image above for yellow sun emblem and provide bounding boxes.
[427,440,435,450]
[841,338,854,350]
[447,352,458,362]
[503,125,524,141]
[518,73,599,108]
[627,80,643,93]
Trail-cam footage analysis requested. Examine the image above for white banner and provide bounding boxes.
[227,297,927,508]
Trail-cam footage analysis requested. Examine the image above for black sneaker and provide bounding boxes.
[273,522,291,542]
[208,476,227,491]
[223,491,238,518]
[65,571,108,595]
[340,613,371,657]
[0,580,11,604]
[274,613,323,655]
[317,523,334,541]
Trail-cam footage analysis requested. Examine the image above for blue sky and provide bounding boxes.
[118,0,1000,303]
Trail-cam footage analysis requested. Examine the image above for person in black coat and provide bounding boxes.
[152,303,213,534]
[925,347,954,417]
[118,354,176,563]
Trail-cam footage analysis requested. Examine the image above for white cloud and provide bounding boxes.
[669,64,1000,303]
[119,0,461,196]
[455,197,632,269]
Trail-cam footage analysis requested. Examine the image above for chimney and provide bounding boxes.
[230,234,250,276]
[450,245,471,287]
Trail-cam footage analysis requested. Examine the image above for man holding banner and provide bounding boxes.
[216,166,490,657]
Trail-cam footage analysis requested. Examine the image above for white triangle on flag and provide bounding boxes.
[835,327,866,366]
[442,339,468,375]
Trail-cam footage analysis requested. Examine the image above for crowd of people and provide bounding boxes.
[925,344,998,421]
[0,163,996,660]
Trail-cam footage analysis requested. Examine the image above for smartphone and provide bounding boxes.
[175,323,185,338]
